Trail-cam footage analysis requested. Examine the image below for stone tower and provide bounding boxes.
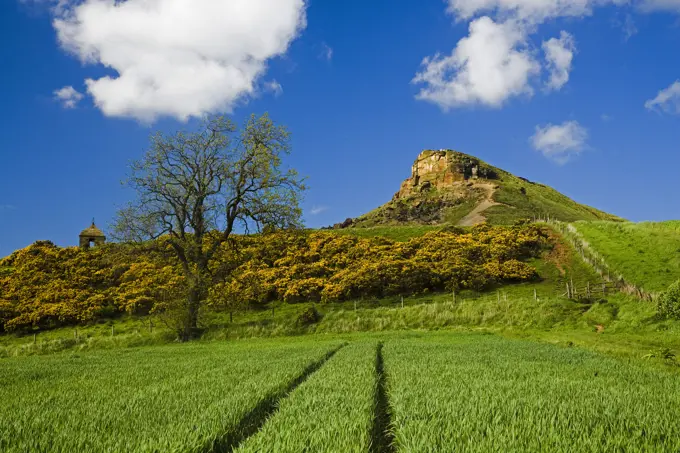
[79,220,106,249]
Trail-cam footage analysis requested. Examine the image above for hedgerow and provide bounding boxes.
[0,225,546,332]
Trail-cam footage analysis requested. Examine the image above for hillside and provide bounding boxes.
[348,149,622,228]
[571,220,680,293]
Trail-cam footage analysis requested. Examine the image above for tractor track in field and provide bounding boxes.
[371,343,396,453]
[205,344,345,453]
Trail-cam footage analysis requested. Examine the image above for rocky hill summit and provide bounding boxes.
[337,149,622,228]
[395,149,497,199]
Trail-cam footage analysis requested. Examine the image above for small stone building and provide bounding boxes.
[79,221,106,248]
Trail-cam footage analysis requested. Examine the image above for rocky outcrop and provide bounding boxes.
[394,149,497,200]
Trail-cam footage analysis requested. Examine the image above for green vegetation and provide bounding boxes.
[658,280,680,319]
[0,337,341,453]
[571,221,680,293]
[486,174,620,224]
[0,225,544,333]
[384,333,680,452]
[236,341,378,453]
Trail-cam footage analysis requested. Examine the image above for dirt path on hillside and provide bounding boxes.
[457,183,501,227]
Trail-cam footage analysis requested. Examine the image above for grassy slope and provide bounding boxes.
[4,223,680,368]
[574,221,680,293]
[484,169,622,224]
[4,225,680,364]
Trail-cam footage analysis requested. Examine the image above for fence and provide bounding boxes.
[534,218,657,302]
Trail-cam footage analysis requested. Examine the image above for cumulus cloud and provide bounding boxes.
[415,0,601,110]
[531,121,588,163]
[543,31,576,91]
[309,206,328,215]
[53,85,84,108]
[413,17,539,109]
[645,80,680,113]
[52,0,307,122]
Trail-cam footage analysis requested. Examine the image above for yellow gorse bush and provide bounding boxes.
[0,225,546,332]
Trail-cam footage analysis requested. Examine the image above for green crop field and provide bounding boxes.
[236,341,379,453]
[0,338,342,453]
[574,221,680,293]
[384,333,680,452]
[2,331,680,452]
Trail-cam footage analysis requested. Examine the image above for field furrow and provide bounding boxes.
[0,338,342,453]
[236,341,380,453]
[383,333,680,452]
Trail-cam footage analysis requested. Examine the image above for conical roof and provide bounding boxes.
[80,221,106,238]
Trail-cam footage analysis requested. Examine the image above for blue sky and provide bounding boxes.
[1,0,680,256]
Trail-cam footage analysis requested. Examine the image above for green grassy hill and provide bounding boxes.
[5,223,671,361]
[571,220,680,293]
[349,149,622,228]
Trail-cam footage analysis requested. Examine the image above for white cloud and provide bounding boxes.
[309,206,328,215]
[645,80,680,113]
[446,0,600,23]
[263,80,283,97]
[52,0,307,122]
[0,205,17,211]
[530,120,588,163]
[638,0,680,12]
[413,17,540,109]
[614,12,638,40]
[319,42,333,61]
[53,85,84,108]
[543,31,576,91]
[601,113,612,121]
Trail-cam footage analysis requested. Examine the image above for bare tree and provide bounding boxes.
[113,114,305,340]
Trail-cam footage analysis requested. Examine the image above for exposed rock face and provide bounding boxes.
[394,149,497,200]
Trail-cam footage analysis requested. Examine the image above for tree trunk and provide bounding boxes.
[182,285,203,341]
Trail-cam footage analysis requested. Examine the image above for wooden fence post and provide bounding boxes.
[534,289,537,301]
[401,296,404,309]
